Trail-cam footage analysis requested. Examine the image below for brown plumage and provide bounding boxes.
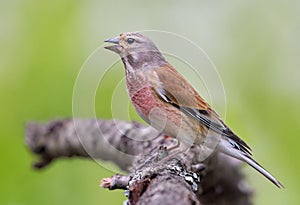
[104,32,283,188]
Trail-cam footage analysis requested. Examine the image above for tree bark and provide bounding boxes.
[26,119,252,205]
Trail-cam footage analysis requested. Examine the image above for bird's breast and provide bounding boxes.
[126,73,206,146]
[126,76,158,120]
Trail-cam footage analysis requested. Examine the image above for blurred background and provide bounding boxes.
[0,0,299,204]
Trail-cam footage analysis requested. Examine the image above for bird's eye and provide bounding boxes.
[127,38,135,44]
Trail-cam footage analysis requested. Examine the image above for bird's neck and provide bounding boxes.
[121,50,167,75]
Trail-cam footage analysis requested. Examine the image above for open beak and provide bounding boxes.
[104,36,122,54]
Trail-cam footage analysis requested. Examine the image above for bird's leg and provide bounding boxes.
[135,144,182,170]
[135,138,190,170]
[135,145,168,170]
[133,133,176,170]
[156,141,192,164]
[166,138,180,152]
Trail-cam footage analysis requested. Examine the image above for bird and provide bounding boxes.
[104,32,283,188]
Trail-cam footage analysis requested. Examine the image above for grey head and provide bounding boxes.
[104,32,167,71]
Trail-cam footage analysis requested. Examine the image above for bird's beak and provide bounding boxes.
[104,36,122,54]
[104,37,120,44]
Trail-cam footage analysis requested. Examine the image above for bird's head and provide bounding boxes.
[104,32,167,70]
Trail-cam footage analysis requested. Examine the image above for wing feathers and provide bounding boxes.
[153,67,251,154]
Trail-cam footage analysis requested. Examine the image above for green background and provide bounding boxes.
[0,0,299,204]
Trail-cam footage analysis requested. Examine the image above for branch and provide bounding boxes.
[25,119,252,205]
[26,119,159,170]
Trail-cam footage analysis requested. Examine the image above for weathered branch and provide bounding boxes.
[25,119,252,205]
[26,119,159,170]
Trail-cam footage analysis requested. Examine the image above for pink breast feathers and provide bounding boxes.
[130,86,160,118]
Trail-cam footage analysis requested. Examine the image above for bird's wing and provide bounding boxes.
[153,65,251,154]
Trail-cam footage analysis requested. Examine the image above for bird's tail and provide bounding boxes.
[219,139,283,188]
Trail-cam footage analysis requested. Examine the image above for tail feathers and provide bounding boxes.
[220,139,283,188]
[240,153,283,188]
